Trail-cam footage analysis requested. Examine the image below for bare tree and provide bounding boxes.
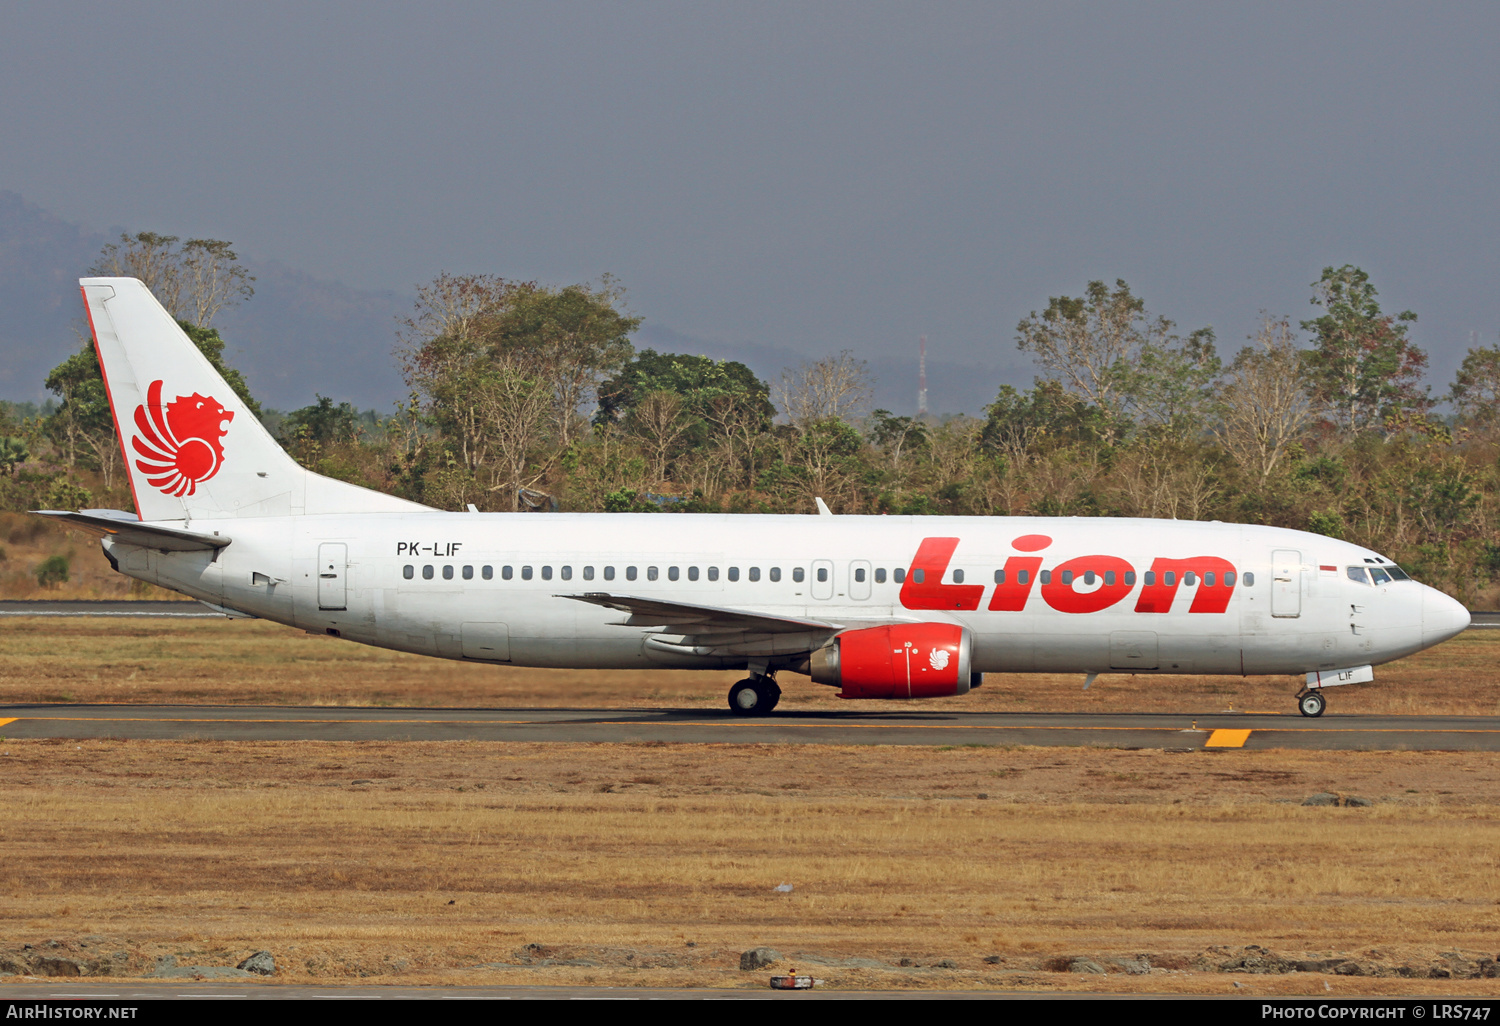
[90,232,253,327]
[1216,315,1314,485]
[628,389,689,483]
[475,354,556,512]
[775,350,872,428]
[180,239,255,327]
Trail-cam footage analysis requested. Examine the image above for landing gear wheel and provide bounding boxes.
[728,677,781,716]
[1298,691,1326,718]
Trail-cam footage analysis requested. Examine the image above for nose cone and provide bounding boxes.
[1422,587,1470,648]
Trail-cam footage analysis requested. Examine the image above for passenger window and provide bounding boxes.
[483,566,493,580]
[1083,570,1095,585]
[560,566,572,581]
[875,568,886,584]
[793,567,806,583]
[893,568,905,583]
[541,566,553,581]
[626,566,638,581]
[707,567,718,581]
[443,565,454,580]
[688,566,699,581]
[403,565,414,580]
[1164,572,1176,586]
[422,565,434,580]
[605,566,616,581]
[462,565,474,580]
[668,566,680,581]
[769,568,781,582]
[1144,571,1155,586]
[912,569,924,584]
[583,566,594,581]
[648,566,659,581]
[521,566,533,580]
[1223,571,1234,586]
[1243,572,1255,586]
[1017,569,1028,585]
[749,567,761,582]
[816,567,828,583]
[1104,571,1114,586]
[952,569,964,584]
[854,568,865,583]
[993,569,1005,584]
[1125,571,1135,585]
[1040,571,1051,585]
[728,567,740,582]
[502,565,514,580]
[1183,572,1196,586]
[1061,570,1073,585]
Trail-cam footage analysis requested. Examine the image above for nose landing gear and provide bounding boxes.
[728,675,781,716]
[1296,689,1326,718]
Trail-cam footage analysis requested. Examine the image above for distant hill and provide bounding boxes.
[0,191,410,412]
[0,191,1013,416]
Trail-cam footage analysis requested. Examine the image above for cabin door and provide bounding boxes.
[1271,549,1301,618]
[317,543,347,611]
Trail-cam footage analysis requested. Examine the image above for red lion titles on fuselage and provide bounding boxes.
[900,535,1237,616]
[131,379,234,497]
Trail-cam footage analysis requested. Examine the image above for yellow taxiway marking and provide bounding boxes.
[1205,729,1252,748]
[0,718,15,728]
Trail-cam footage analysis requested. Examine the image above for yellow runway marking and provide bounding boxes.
[1205,729,1252,747]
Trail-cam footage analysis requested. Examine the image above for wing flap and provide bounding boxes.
[559,592,843,636]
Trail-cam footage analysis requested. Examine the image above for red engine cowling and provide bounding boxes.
[809,623,974,699]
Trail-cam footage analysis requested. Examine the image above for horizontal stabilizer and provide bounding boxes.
[32,509,231,551]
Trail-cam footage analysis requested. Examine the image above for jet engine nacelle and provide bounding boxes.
[809,622,974,699]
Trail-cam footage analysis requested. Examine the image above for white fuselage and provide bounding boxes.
[104,512,1470,680]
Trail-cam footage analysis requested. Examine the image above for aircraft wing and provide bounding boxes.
[32,509,231,551]
[559,592,843,635]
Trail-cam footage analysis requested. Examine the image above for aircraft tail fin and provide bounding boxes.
[80,277,431,521]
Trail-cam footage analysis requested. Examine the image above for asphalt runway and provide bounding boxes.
[2,703,1497,750]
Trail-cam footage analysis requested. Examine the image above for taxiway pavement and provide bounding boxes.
[1,704,1496,750]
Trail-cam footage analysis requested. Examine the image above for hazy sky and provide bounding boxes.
[2,1,1497,399]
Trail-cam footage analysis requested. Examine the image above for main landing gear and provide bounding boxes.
[728,675,781,716]
[1296,689,1326,718]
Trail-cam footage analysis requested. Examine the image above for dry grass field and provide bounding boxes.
[1,617,1499,994]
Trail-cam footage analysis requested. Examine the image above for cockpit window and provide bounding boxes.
[1347,566,1369,585]
[1369,567,1392,585]
[1386,565,1411,581]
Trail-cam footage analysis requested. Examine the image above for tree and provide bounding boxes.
[1449,345,1500,429]
[400,274,640,458]
[868,409,929,470]
[1302,265,1427,433]
[487,278,640,447]
[90,232,253,327]
[1015,279,1214,441]
[774,351,871,429]
[1215,315,1315,486]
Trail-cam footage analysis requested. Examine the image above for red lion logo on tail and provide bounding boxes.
[131,380,234,497]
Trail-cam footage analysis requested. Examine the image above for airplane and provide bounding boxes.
[36,277,1471,719]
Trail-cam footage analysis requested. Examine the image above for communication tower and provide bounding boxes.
[917,336,928,418]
